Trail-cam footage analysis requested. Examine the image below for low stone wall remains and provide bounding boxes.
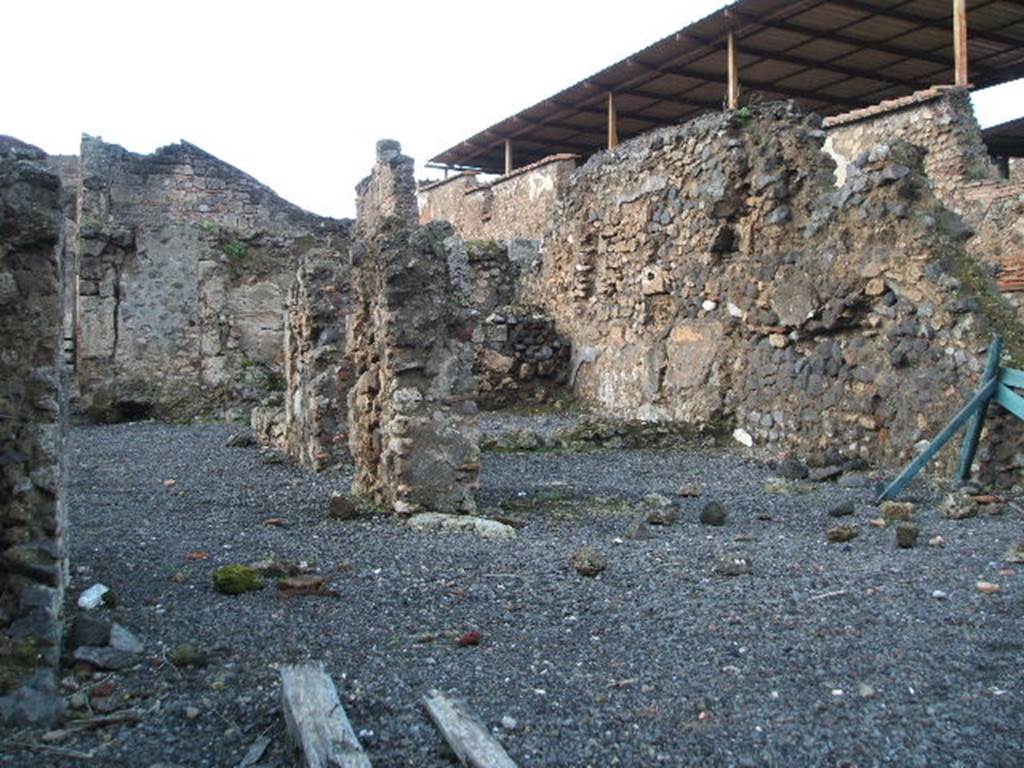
[0,137,68,723]
[348,141,480,513]
[534,103,1024,484]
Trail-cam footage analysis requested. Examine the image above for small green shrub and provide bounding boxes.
[220,241,248,260]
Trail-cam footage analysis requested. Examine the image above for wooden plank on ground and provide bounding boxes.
[280,663,371,768]
[422,689,518,768]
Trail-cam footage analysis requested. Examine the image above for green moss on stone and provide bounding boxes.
[212,564,264,595]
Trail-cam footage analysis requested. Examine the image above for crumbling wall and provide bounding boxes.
[824,87,1024,316]
[444,238,570,408]
[418,155,576,240]
[282,245,354,470]
[476,308,570,408]
[0,137,67,722]
[535,103,1024,482]
[348,141,479,514]
[823,86,997,202]
[76,136,351,422]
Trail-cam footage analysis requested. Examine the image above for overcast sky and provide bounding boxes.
[4,1,1021,219]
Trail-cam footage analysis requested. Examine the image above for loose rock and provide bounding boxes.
[896,523,919,549]
[880,501,915,522]
[828,500,855,517]
[827,526,859,543]
[700,502,728,526]
[570,547,606,577]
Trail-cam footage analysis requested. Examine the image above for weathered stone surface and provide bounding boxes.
[348,141,480,515]
[569,547,606,577]
[0,137,67,699]
[74,136,352,422]
[700,501,728,526]
[406,513,516,540]
[282,245,354,470]
[530,102,1024,485]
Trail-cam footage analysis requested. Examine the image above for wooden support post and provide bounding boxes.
[954,0,969,87]
[504,140,512,176]
[955,335,1003,483]
[607,92,619,150]
[727,28,740,109]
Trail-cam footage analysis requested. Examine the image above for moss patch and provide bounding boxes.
[212,565,264,595]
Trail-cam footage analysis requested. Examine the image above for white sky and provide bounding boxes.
[3,1,1021,219]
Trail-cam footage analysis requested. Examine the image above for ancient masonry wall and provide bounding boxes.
[418,155,576,240]
[534,103,1024,483]
[823,86,998,201]
[281,245,354,470]
[76,136,351,421]
[446,239,571,408]
[0,137,67,718]
[824,87,1024,311]
[348,141,480,513]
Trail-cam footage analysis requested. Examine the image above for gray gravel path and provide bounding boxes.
[2,420,1022,767]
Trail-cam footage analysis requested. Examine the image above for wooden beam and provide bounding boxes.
[422,690,518,768]
[607,92,619,149]
[504,139,513,175]
[727,28,740,109]
[954,0,969,87]
[280,664,372,768]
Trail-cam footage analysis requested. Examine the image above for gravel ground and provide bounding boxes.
[2,419,1022,767]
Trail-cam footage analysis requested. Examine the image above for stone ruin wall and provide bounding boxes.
[347,141,480,513]
[824,87,1024,314]
[532,103,1024,484]
[279,246,354,471]
[75,136,351,422]
[446,239,570,408]
[418,154,577,240]
[0,137,67,720]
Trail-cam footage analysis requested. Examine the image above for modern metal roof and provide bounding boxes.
[983,116,1024,157]
[431,0,1024,173]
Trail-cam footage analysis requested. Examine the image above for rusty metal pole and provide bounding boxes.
[954,0,969,87]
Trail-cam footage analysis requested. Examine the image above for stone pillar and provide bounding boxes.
[0,137,67,725]
[348,141,480,515]
[283,247,354,470]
